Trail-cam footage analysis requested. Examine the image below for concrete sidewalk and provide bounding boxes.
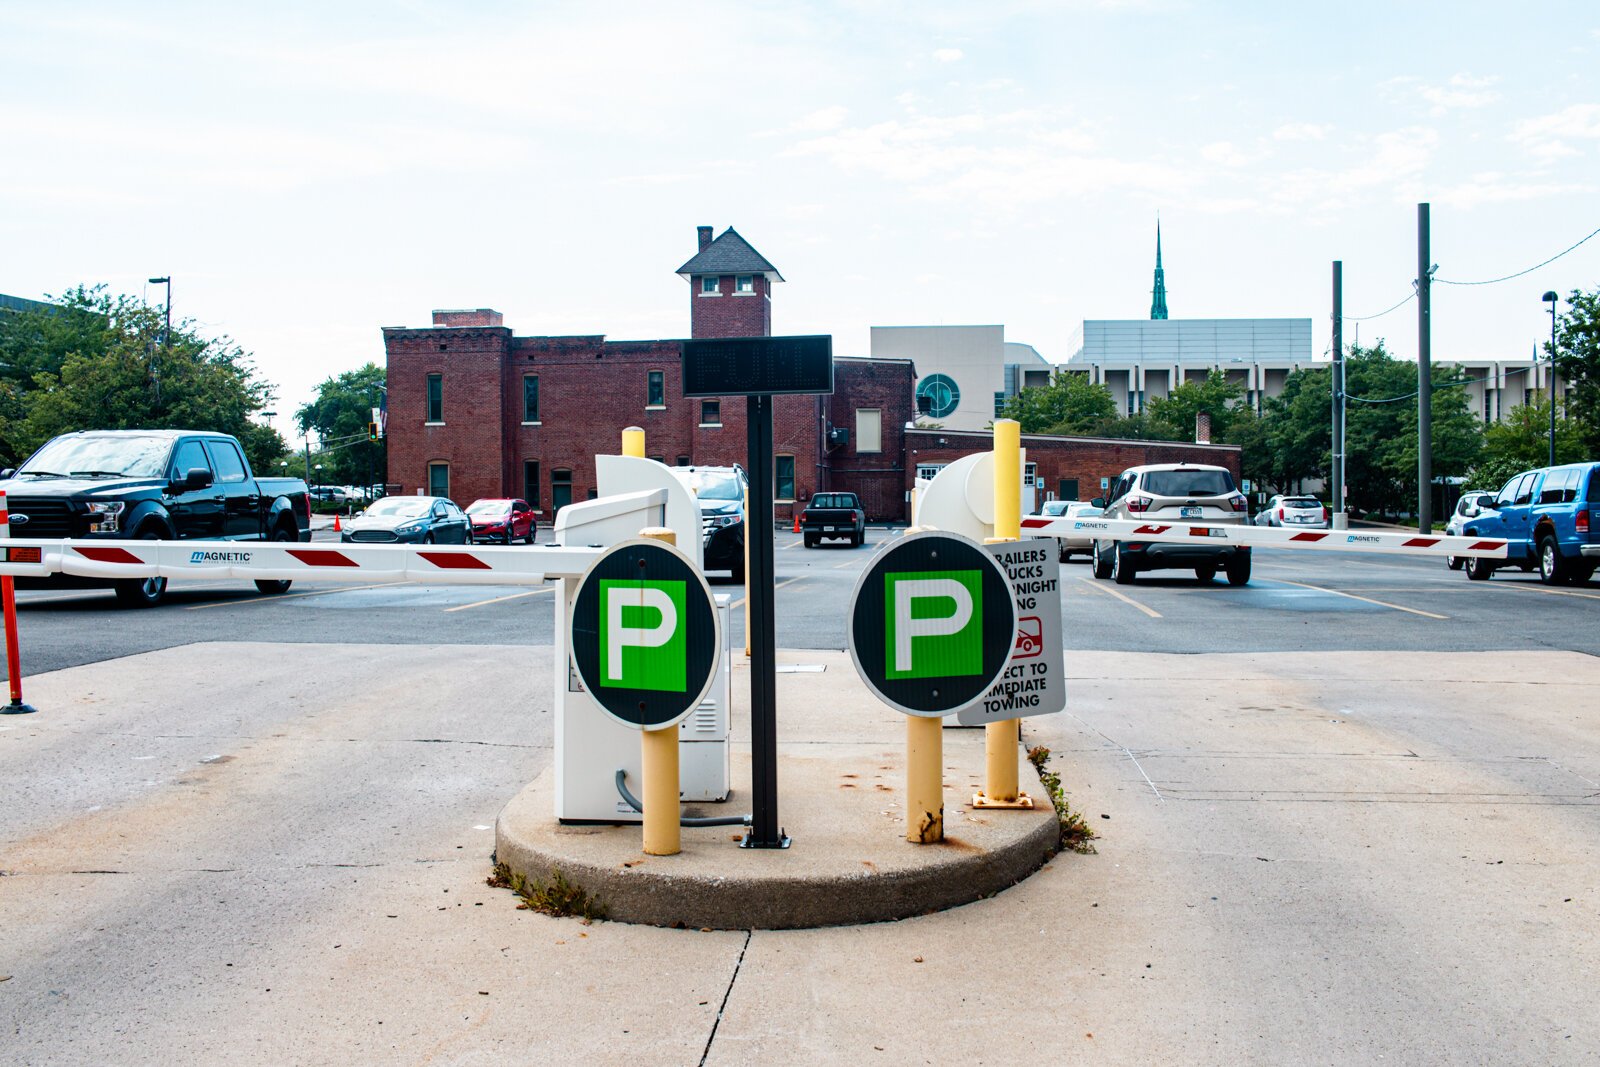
[2,643,1598,1064]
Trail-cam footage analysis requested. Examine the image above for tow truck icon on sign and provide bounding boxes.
[1012,616,1043,659]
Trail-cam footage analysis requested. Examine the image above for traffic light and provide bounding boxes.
[367,421,380,441]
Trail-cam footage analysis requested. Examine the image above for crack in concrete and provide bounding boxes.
[698,929,751,1067]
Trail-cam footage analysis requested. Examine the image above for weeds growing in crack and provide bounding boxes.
[1027,745,1097,854]
[487,862,607,922]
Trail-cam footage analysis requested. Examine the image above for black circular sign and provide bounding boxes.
[847,531,1015,717]
[570,539,720,730]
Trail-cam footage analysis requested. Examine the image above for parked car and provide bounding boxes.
[309,486,355,504]
[1091,463,1252,585]
[1460,463,1600,584]
[1254,495,1330,529]
[1031,500,1103,562]
[341,495,471,544]
[0,429,311,606]
[466,498,537,544]
[800,492,866,547]
[1444,490,1497,570]
[668,465,746,582]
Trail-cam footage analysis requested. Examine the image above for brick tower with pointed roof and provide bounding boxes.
[677,225,783,338]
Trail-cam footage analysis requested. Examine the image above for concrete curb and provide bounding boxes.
[495,749,1060,930]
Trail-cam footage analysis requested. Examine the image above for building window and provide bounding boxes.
[524,461,540,509]
[523,375,539,423]
[551,468,573,512]
[736,275,753,293]
[701,276,719,295]
[676,455,690,467]
[428,462,449,498]
[995,392,1007,418]
[649,454,665,465]
[856,409,882,454]
[700,399,720,426]
[426,374,443,423]
[775,454,795,501]
[647,370,665,408]
[1024,463,1038,487]
[915,464,946,482]
[915,373,960,419]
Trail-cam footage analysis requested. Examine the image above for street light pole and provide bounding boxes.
[1543,291,1559,468]
[148,276,170,407]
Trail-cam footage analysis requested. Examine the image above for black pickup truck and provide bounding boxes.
[800,492,867,548]
[1,429,311,606]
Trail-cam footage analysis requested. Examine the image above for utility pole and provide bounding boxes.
[1416,204,1433,533]
[1332,261,1345,529]
[148,276,170,408]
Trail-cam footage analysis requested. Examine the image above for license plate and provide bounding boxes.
[824,526,837,532]
[1180,506,1202,518]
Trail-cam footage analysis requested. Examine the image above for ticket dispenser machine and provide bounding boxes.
[552,455,733,822]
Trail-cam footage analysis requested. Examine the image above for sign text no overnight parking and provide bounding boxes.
[958,539,1065,726]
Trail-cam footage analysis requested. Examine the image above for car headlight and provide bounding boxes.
[86,501,126,533]
[395,520,426,533]
[706,514,739,528]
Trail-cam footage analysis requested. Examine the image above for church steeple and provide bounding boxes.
[1150,219,1169,320]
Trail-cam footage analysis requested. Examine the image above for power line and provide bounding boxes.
[1344,288,1415,322]
[1436,225,1600,286]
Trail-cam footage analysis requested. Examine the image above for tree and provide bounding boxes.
[1146,369,1244,442]
[295,363,386,489]
[1552,286,1600,457]
[1467,397,1584,490]
[0,285,288,472]
[996,370,1116,434]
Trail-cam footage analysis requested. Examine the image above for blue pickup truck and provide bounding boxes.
[1461,461,1600,584]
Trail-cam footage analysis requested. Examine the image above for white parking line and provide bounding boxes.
[1075,576,1162,618]
[1266,577,1447,619]
[186,581,410,610]
[443,586,554,613]
[1493,580,1600,602]
[730,575,804,609]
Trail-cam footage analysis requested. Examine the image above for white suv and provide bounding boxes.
[1091,463,1252,585]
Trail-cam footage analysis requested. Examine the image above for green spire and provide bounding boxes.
[1150,219,1169,320]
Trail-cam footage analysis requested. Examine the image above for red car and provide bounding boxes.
[466,498,537,544]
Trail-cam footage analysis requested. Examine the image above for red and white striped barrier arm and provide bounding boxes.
[1018,516,1509,558]
[0,540,608,585]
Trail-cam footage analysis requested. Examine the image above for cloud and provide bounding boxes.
[1430,172,1593,209]
[1418,73,1501,113]
[794,106,850,133]
[1272,122,1331,142]
[932,48,965,63]
[1200,140,1254,167]
[1513,103,1600,144]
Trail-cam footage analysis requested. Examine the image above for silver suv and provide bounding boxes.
[1091,463,1252,585]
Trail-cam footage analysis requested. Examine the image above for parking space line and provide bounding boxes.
[1266,577,1447,619]
[1492,580,1600,602]
[185,580,409,610]
[1075,576,1162,618]
[831,556,861,569]
[443,586,554,613]
[730,575,804,609]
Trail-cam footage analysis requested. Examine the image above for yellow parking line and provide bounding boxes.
[1076,576,1162,618]
[1267,577,1447,619]
[831,555,861,569]
[186,580,409,610]
[444,586,553,613]
[1494,580,1600,602]
[729,575,804,609]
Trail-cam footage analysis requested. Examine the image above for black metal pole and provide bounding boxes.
[1332,261,1344,526]
[743,394,787,848]
[1549,303,1558,468]
[1417,203,1432,533]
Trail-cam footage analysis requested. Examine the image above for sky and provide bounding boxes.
[3,1,1598,441]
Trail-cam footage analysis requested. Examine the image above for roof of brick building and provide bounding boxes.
[675,228,784,282]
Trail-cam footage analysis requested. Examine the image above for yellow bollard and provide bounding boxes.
[906,714,944,843]
[621,426,645,458]
[639,525,681,856]
[982,418,1025,806]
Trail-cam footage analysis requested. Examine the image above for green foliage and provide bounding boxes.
[1025,746,1096,854]
[1552,287,1600,457]
[487,862,605,921]
[295,363,386,487]
[1467,398,1584,490]
[1146,369,1244,441]
[997,370,1117,434]
[1220,407,1272,491]
[1089,412,1183,442]
[0,285,288,473]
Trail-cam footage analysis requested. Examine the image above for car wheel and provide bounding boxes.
[804,534,817,548]
[1194,565,1217,583]
[504,526,514,545]
[1465,555,1493,581]
[113,529,168,608]
[1091,540,1113,579]
[254,525,297,595]
[1225,555,1251,586]
[1112,542,1136,585]
[1446,555,1462,571]
[1538,536,1569,585]
[1059,545,1070,563]
[526,524,536,545]
[423,533,435,545]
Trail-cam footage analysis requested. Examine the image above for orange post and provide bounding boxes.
[0,490,37,715]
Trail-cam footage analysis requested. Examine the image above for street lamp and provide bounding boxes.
[1543,290,1559,468]
[147,277,171,347]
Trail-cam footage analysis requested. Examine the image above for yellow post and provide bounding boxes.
[906,714,944,843]
[621,426,645,458]
[639,525,680,856]
[983,418,1023,806]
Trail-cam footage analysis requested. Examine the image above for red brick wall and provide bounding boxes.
[382,326,510,506]
[905,429,1242,504]
[825,359,916,522]
[432,309,503,328]
[689,274,771,338]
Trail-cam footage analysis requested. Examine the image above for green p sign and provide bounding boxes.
[600,579,687,693]
[884,570,983,680]
[849,532,1014,718]
[571,541,719,730]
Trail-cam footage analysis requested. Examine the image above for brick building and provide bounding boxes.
[382,227,917,522]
